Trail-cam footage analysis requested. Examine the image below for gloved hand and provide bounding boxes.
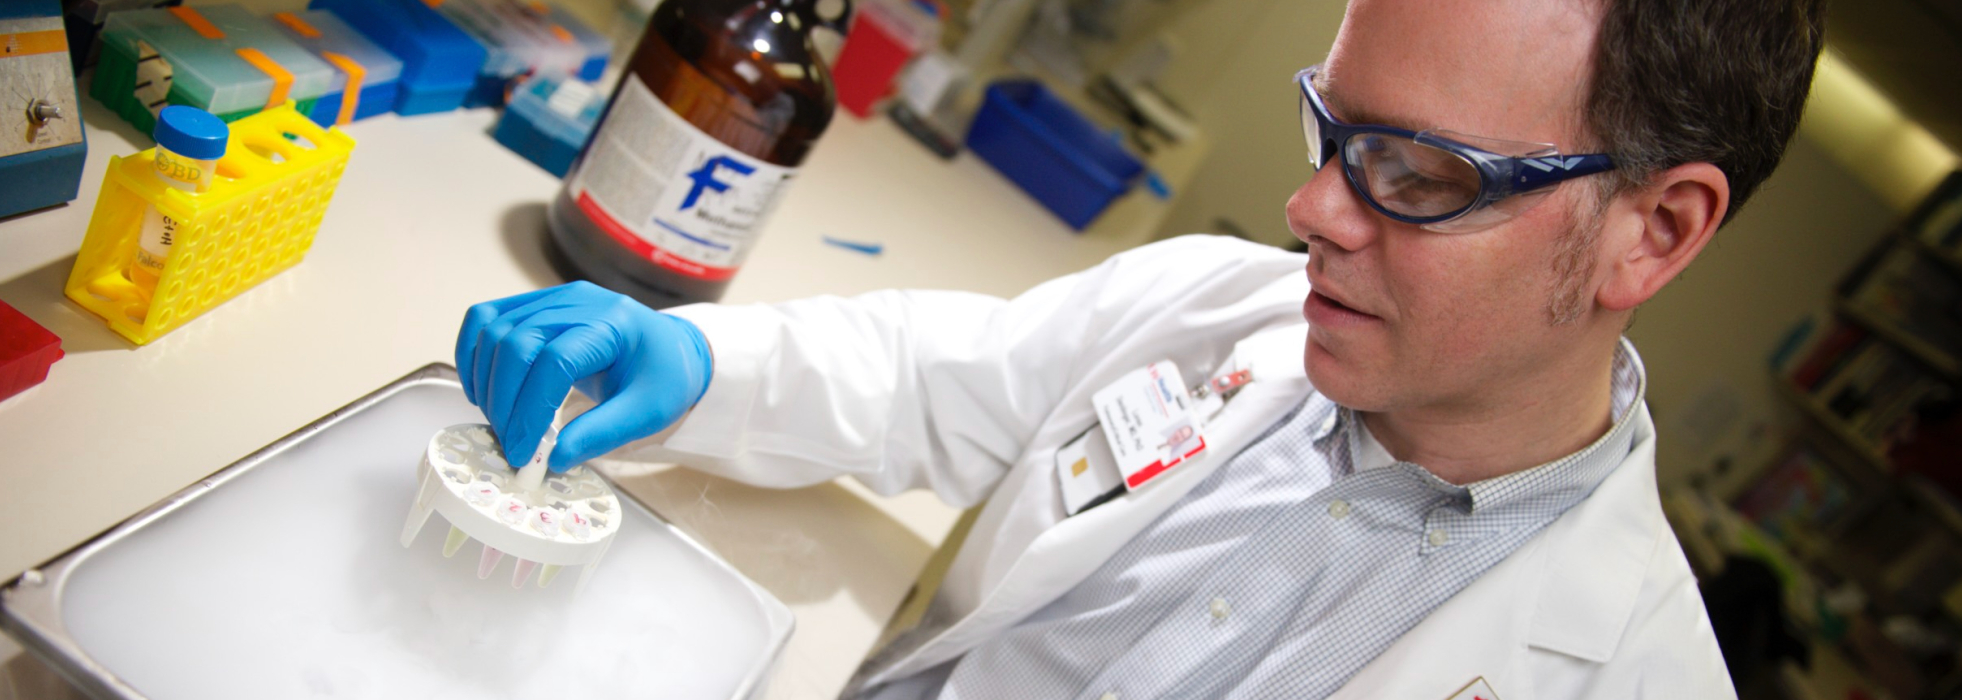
[455,281,713,471]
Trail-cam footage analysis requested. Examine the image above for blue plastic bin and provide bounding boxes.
[309,0,486,115]
[965,81,1144,230]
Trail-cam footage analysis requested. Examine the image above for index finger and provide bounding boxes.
[455,285,568,405]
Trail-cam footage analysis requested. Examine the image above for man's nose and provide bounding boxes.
[1287,160,1378,253]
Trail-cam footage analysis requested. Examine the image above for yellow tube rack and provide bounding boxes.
[65,103,355,346]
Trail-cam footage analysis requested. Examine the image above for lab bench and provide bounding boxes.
[0,87,1206,698]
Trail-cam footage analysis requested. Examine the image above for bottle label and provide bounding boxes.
[566,74,797,281]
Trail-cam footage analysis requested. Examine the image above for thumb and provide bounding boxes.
[550,394,675,471]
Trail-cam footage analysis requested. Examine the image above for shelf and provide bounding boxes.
[1834,299,1962,382]
[1772,376,1896,482]
[1903,478,1962,542]
[1900,231,1962,279]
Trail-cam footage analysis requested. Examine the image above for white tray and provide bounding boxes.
[1,365,793,700]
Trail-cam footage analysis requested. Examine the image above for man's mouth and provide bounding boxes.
[1305,289,1382,326]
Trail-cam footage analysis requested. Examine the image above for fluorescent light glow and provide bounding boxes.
[771,10,783,22]
[752,38,771,53]
[1801,47,1960,211]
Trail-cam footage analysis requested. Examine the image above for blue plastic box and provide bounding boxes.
[965,81,1144,230]
[492,74,602,177]
[308,0,486,115]
[270,10,403,125]
[437,0,600,108]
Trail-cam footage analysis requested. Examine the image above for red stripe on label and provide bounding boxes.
[576,192,740,281]
[1125,436,1206,489]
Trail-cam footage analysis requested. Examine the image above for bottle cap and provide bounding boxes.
[154,106,229,161]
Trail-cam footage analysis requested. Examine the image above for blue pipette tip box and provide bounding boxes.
[308,0,486,115]
[438,0,598,108]
[269,10,405,125]
[491,74,602,178]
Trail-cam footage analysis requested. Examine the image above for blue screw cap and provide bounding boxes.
[154,106,229,161]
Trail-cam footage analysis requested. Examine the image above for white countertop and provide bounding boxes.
[0,92,1201,698]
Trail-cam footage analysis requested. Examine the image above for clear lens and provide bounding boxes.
[1342,133,1481,218]
[1300,89,1324,168]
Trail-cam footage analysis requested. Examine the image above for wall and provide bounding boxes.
[1149,0,1904,484]
[1153,0,1345,248]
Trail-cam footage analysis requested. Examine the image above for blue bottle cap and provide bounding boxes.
[154,106,229,161]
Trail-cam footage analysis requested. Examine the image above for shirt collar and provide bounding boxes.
[1311,337,1648,517]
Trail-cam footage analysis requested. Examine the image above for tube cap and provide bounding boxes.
[154,106,229,160]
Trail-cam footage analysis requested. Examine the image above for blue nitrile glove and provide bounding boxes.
[455,281,713,471]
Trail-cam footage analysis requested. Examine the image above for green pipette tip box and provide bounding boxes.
[92,4,333,134]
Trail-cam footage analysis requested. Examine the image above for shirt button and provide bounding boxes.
[1209,597,1230,620]
[1327,500,1351,519]
[1427,528,1448,546]
[1101,693,1119,700]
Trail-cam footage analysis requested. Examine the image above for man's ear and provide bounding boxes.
[1597,162,1729,311]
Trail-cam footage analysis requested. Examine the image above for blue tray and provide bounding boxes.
[965,80,1143,230]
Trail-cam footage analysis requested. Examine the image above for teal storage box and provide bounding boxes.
[61,0,182,72]
[309,0,487,115]
[91,5,335,135]
[268,10,403,126]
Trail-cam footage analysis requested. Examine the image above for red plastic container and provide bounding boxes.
[831,0,938,118]
[0,300,63,402]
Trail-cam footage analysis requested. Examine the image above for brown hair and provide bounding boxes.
[1587,0,1829,225]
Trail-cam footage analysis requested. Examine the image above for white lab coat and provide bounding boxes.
[637,235,1736,699]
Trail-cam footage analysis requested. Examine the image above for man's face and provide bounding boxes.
[1290,0,1610,415]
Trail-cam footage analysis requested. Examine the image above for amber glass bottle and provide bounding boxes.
[548,0,849,307]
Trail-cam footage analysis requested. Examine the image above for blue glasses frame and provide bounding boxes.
[1296,66,1617,231]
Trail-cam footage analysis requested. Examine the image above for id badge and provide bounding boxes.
[1091,360,1206,491]
[1054,425,1125,516]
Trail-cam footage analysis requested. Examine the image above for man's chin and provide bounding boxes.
[1304,340,1387,411]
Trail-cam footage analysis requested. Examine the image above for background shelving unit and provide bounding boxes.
[1678,171,1962,700]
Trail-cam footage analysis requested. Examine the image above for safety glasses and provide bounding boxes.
[1296,66,1616,233]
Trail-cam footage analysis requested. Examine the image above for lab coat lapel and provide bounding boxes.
[1525,406,1662,660]
[863,333,1314,686]
[1323,532,1550,700]
[1324,406,1665,700]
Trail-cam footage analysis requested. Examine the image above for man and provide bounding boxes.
[457,0,1825,696]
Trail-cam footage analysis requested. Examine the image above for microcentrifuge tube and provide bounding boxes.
[538,565,562,588]
[443,526,469,558]
[477,544,504,579]
[512,559,538,589]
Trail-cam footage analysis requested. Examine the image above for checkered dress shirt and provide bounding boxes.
[860,339,1646,700]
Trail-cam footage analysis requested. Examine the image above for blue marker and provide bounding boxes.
[823,236,884,256]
